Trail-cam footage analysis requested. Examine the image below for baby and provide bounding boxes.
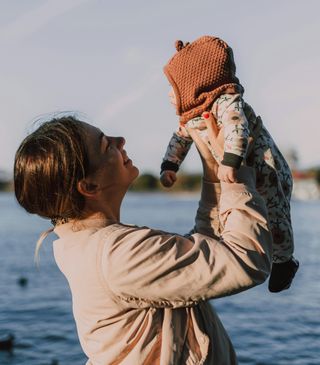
[160,36,299,293]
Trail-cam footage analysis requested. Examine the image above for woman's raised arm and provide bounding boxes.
[103,115,272,308]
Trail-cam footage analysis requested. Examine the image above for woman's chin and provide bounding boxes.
[132,166,140,180]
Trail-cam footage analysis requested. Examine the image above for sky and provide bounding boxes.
[0,0,319,176]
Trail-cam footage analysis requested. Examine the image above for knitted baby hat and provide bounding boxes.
[164,35,244,124]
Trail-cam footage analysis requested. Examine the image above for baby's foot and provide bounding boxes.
[268,257,299,293]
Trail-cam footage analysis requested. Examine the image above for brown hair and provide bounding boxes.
[14,115,91,222]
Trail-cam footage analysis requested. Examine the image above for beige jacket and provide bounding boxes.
[53,167,272,365]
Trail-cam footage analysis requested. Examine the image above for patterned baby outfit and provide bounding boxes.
[162,35,295,265]
[161,93,294,264]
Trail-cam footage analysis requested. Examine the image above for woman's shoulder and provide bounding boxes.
[100,222,167,241]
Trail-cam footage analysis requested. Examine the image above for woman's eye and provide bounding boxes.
[105,138,112,150]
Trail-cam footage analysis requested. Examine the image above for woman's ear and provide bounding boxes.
[77,179,98,198]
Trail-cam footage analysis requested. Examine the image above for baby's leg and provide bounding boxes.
[247,126,294,263]
[247,125,299,292]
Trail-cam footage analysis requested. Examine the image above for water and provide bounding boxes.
[0,192,319,365]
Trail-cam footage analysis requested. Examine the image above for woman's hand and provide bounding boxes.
[185,112,224,183]
[217,165,237,183]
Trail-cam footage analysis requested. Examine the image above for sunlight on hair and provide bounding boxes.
[34,227,54,266]
[27,110,89,135]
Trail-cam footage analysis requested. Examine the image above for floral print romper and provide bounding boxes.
[161,93,294,263]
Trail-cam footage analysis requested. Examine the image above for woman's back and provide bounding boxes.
[53,219,237,364]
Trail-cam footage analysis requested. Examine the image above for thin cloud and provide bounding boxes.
[0,0,89,43]
[100,72,161,121]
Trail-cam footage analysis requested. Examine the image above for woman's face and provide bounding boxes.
[82,123,139,192]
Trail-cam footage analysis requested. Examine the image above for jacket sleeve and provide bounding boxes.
[104,167,272,309]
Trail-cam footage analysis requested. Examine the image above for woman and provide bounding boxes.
[14,114,272,364]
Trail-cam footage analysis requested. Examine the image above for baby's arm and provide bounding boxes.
[214,94,250,183]
[160,129,193,188]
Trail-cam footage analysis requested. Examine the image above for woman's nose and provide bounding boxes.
[115,137,125,149]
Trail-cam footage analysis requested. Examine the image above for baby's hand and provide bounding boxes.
[218,165,237,183]
[160,170,177,188]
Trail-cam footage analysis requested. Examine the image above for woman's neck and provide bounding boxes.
[84,192,124,223]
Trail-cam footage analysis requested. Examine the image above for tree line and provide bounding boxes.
[1,168,320,193]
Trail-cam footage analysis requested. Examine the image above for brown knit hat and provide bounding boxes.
[164,35,244,124]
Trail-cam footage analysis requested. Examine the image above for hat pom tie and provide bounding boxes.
[175,40,190,52]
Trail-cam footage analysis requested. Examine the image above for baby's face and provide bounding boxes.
[168,87,177,107]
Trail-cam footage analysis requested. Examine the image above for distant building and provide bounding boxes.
[292,170,320,200]
[284,148,299,171]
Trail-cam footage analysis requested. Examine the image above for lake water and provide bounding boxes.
[0,192,319,365]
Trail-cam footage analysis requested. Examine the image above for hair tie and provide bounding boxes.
[51,216,70,226]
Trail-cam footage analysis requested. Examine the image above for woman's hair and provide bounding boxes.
[14,115,92,261]
[14,115,91,221]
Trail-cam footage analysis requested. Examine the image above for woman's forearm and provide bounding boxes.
[105,166,272,308]
[193,179,221,237]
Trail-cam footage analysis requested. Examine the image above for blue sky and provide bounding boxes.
[0,0,319,175]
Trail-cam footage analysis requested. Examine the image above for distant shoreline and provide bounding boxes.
[1,169,320,198]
